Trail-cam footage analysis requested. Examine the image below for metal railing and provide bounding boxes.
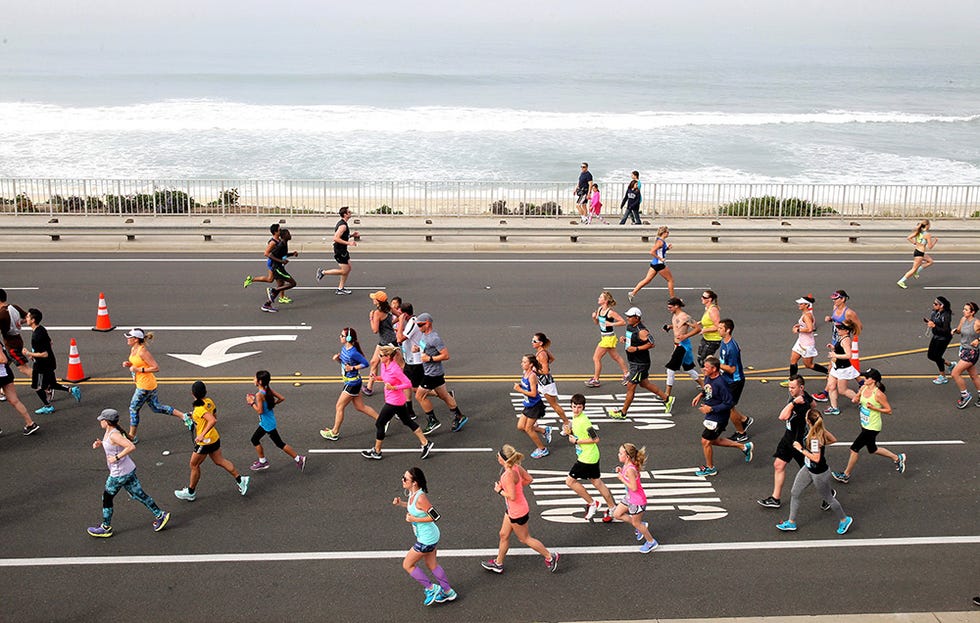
[1,179,977,219]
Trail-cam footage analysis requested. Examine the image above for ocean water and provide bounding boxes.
[1,42,978,185]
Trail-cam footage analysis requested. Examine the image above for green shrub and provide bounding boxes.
[719,196,836,217]
[517,201,562,216]
[369,204,403,215]
[489,200,509,215]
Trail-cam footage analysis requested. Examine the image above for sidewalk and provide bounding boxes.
[582,612,979,623]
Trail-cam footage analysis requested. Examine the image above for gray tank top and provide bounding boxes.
[960,317,978,347]
[378,313,397,346]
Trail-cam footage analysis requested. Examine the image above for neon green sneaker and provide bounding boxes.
[243,275,253,288]
[277,295,293,304]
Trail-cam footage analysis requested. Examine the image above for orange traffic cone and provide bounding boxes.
[92,292,116,332]
[63,338,89,383]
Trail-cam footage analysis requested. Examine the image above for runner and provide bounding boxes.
[758,375,814,509]
[950,301,980,408]
[832,368,906,484]
[396,302,423,421]
[897,219,937,288]
[315,206,358,295]
[584,291,628,388]
[717,318,751,441]
[663,297,703,401]
[817,289,863,402]
[514,354,552,459]
[924,296,954,384]
[414,312,467,434]
[573,162,593,222]
[481,444,560,574]
[776,409,853,535]
[532,332,571,433]
[263,228,298,311]
[362,345,433,461]
[628,225,674,301]
[823,322,859,416]
[122,328,178,442]
[691,356,752,477]
[696,290,722,366]
[243,223,280,290]
[246,370,306,472]
[87,408,170,537]
[0,343,39,435]
[564,393,617,522]
[0,288,30,378]
[24,308,82,414]
[781,295,830,386]
[613,443,659,553]
[364,291,398,397]
[319,327,379,441]
[391,467,457,606]
[174,380,250,501]
[608,306,675,419]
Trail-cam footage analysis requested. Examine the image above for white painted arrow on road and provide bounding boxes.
[168,335,298,368]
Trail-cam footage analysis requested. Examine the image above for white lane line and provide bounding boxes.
[830,440,965,446]
[924,287,980,290]
[308,447,493,454]
[30,326,313,331]
[292,287,385,291]
[2,287,39,290]
[11,258,980,264]
[1,535,976,567]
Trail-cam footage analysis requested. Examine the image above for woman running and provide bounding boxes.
[781,295,830,386]
[320,327,379,441]
[364,291,399,396]
[585,291,628,388]
[362,345,433,461]
[174,380,250,501]
[925,296,954,384]
[628,225,674,301]
[514,354,551,459]
[122,328,177,442]
[613,443,659,553]
[87,408,170,537]
[532,332,571,432]
[950,301,980,408]
[481,444,560,574]
[0,344,40,435]
[391,467,457,606]
[832,368,906,483]
[776,409,852,535]
[247,370,305,472]
[823,322,859,416]
[696,290,722,366]
[897,219,937,289]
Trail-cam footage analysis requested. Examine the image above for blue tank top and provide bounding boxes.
[652,237,668,265]
[256,389,277,432]
[830,305,848,345]
[520,374,542,408]
[408,490,440,545]
[597,307,614,336]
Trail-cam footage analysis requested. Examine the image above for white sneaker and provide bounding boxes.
[584,500,600,520]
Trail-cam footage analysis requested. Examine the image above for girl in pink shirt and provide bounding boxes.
[362,345,432,461]
[613,443,658,553]
[587,182,608,224]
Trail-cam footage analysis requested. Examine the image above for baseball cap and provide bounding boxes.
[625,307,642,317]
[97,408,120,422]
[369,291,387,303]
[830,290,849,300]
[862,367,882,382]
[416,313,433,324]
[124,328,145,340]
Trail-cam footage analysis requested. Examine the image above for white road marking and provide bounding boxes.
[830,440,965,446]
[308,447,493,454]
[923,286,980,289]
[1,535,975,567]
[32,326,313,331]
[10,258,980,264]
[292,287,385,290]
[2,287,39,290]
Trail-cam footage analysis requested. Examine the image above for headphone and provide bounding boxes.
[344,330,353,343]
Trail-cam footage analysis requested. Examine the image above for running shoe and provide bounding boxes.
[831,471,850,484]
[420,442,433,460]
[957,393,973,409]
[932,376,948,384]
[743,416,754,432]
[776,520,798,532]
[758,496,781,509]
[530,447,549,459]
[895,453,907,474]
[174,487,196,501]
[319,428,339,441]
[811,391,829,402]
[778,379,791,387]
[621,374,630,386]
[22,422,40,436]
[481,559,504,573]
[152,511,171,532]
[913,272,920,279]
[546,552,560,572]
[896,280,907,289]
[635,521,649,541]
[250,460,270,471]
[266,287,276,302]
[35,405,55,415]
[608,409,627,420]
[237,476,250,496]
[182,414,194,430]
[335,288,352,295]
[450,416,468,432]
[627,291,635,303]
[422,418,441,434]
[244,275,253,288]
[543,425,552,445]
[260,302,278,313]
[435,588,457,603]
[361,387,374,397]
[601,510,613,523]
[743,441,754,462]
[87,524,113,538]
[0,392,6,401]
[423,584,440,607]
[820,489,837,511]
[664,395,675,414]
[295,455,306,471]
[639,540,659,553]
[70,385,82,402]
[729,431,749,443]
[584,378,601,388]
[695,465,718,477]
[315,268,325,282]
[584,500,601,520]
[45,388,54,403]
[276,295,293,304]
[946,361,954,374]
[837,516,853,535]
[360,448,383,460]
[823,406,841,416]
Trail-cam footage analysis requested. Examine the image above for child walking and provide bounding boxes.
[247,370,305,472]
[613,443,658,553]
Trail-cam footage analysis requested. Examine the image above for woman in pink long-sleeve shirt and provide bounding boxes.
[362,345,433,461]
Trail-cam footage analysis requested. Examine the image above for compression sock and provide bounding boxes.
[789,363,799,377]
[431,565,452,592]
[409,566,432,588]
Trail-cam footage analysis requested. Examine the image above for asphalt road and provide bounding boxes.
[1,251,977,623]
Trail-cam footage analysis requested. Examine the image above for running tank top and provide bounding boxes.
[103,429,136,477]
[960,318,979,348]
[858,388,884,431]
[520,374,542,408]
[830,305,848,344]
[652,237,668,265]
[129,349,158,391]
[914,232,927,246]
[796,313,816,348]
[408,490,440,545]
[332,218,349,253]
[701,306,721,342]
[504,465,530,519]
[803,438,828,473]
[535,349,555,386]
[833,341,851,370]
[5,305,22,336]
[623,465,647,506]
[597,307,614,337]
[377,313,397,345]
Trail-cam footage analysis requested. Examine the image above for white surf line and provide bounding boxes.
[830,440,964,446]
[308,447,493,454]
[32,325,314,331]
[2,535,976,568]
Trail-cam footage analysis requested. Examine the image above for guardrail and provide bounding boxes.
[1,179,978,219]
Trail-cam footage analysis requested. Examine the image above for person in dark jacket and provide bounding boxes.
[925,296,954,384]
[619,171,642,225]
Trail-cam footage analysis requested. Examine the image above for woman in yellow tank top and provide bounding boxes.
[122,328,177,442]
[697,290,723,366]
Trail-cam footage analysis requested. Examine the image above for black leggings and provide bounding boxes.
[251,426,286,449]
[376,403,418,440]
[927,337,952,373]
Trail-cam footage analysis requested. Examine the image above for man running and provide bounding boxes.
[316,206,358,295]
[663,297,703,400]
[24,308,82,413]
[692,356,752,477]
[757,375,813,509]
[717,319,751,442]
[608,307,675,419]
[0,288,29,403]
[263,228,298,312]
[243,223,281,290]
[414,313,467,433]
